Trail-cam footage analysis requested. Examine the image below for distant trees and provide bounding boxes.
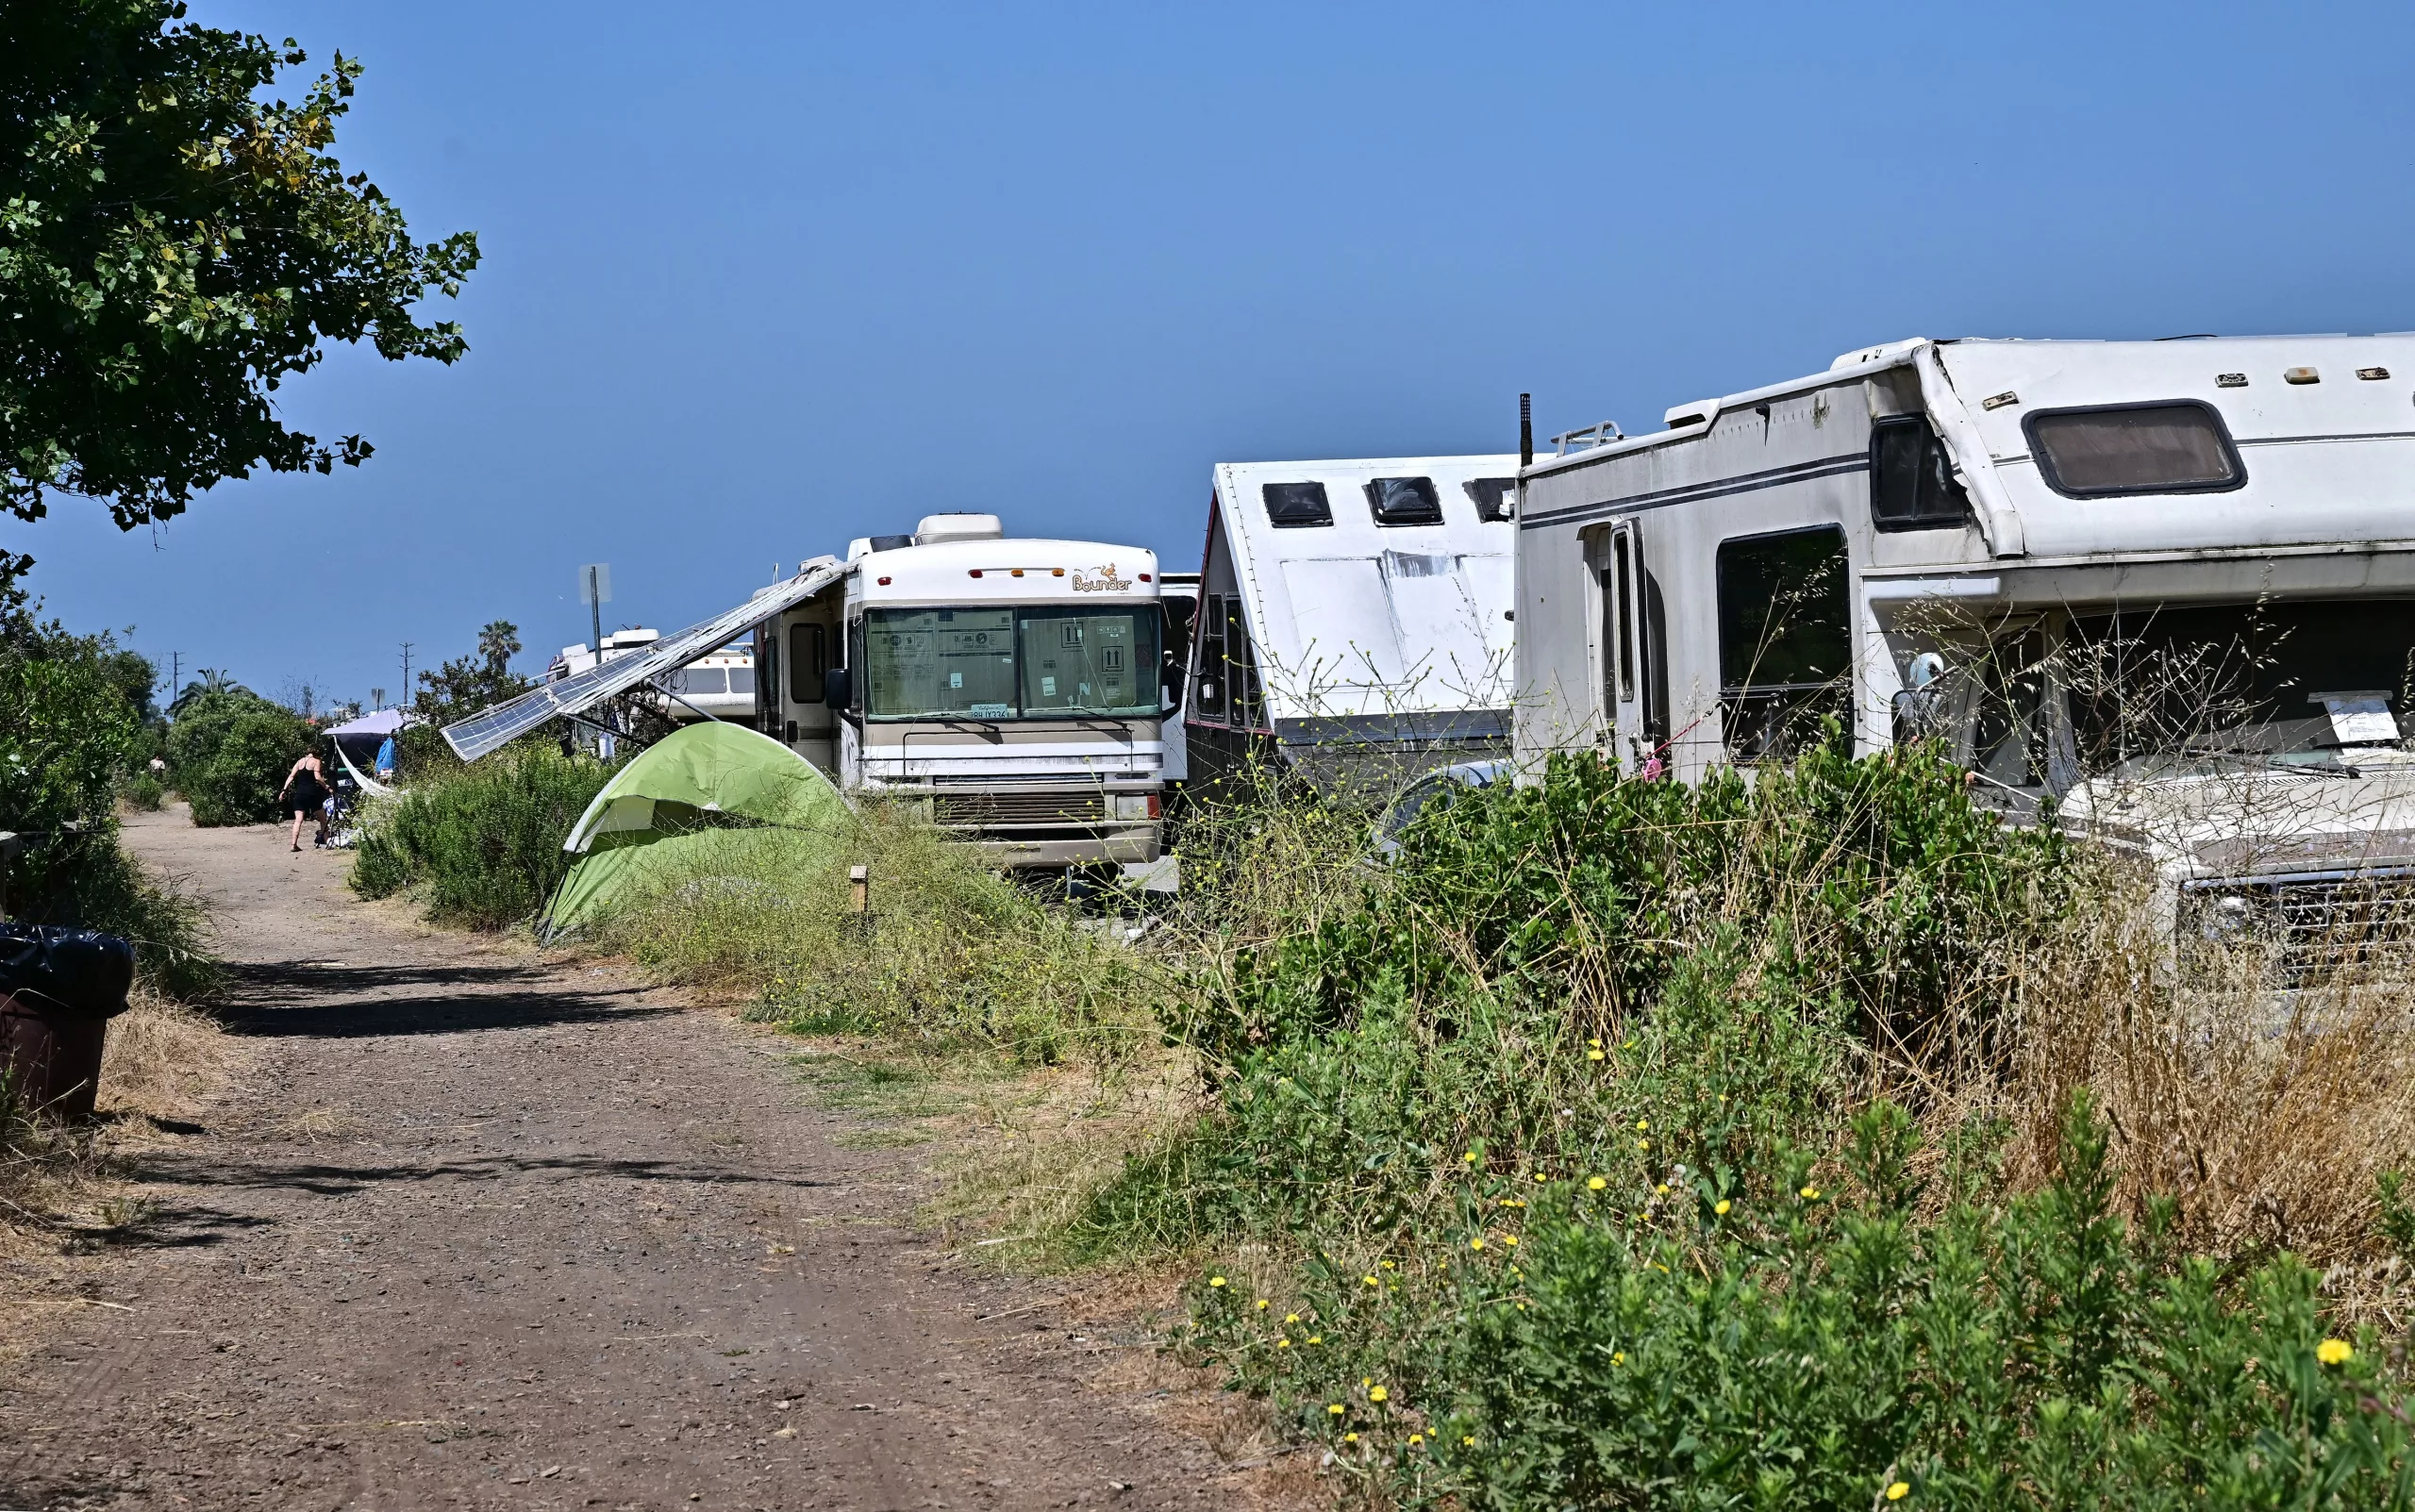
[0,1,479,559]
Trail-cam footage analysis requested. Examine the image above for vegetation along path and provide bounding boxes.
[2,808,1249,1511]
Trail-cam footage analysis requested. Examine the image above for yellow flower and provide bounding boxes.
[1276,1338,1291,1348]
[1364,1274,1381,1287]
[1285,1312,1300,1323]
[1636,1138,1650,1152]
[1887,1483,1910,1502]
[1587,1049,1606,1062]
[1255,1299,1269,1310]
[1381,1260,1396,1271]
[2319,1338,2355,1367]
[1611,1351,1625,1364]
[1471,1238,1486,1250]
[1462,1151,1477,1164]
[1623,1039,1635,1049]
[1208,1275,1227,1288]
[1503,1235,1518,1247]
[1655,1184,1670,1195]
[1409,1433,1424,1447]
[1799,1186,1821,1201]
[1307,1335,1323,1344]
[1714,1199,1732,1216]
[1369,1385,1389,1403]
[1463,1436,1476,1447]
[1589,1038,1602,1048]
[1343,1432,1357,1443]
[1327,1403,1345,1416]
[1588,1176,1607,1191]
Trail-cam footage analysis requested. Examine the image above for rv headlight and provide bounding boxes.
[2198,893,2255,942]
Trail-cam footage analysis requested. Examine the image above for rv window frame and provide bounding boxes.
[1867,415,1974,532]
[788,622,828,705]
[1262,481,1335,529]
[1712,523,1852,761]
[2021,399,2247,500]
[1364,475,1445,527]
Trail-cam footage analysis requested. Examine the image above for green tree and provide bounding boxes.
[411,619,529,726]
[0,1,479,546]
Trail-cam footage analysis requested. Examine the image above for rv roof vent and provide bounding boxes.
[1664,401,1718,430]
[914,513,1005,544]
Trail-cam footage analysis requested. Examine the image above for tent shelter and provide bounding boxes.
[543,722,850,939]
[325,707,414,796]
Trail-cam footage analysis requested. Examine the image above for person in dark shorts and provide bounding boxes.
[279,744,332,853]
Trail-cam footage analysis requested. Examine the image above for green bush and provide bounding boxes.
[168,690,313,826]
[348,745,614,928]
[1185,1097,2412,1510]
[121,772,165,811]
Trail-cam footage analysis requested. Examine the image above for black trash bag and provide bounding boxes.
[0,922,135,1019]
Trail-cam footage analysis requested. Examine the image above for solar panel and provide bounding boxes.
[443,557,846,761]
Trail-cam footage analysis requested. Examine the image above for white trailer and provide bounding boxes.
[447,514,1172,870]
[1514,334,2415,971]
[1186,455,1520,793]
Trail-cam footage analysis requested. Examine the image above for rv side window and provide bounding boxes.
[1365,476,1443,526]
[726,665,754,697]
[1611,533,1636,703]
[1224,596,1262,729]
[1715,525,1850,760]
[788,623,827,703]
[1869,416,1973,531]
[1464,477,1516,523]
[1263,481,1333,528]
[2024,400,2244,498]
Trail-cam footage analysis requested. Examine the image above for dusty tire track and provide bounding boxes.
[0,808,1262,1511]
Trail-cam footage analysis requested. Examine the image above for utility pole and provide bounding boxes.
[579,564,612,657]
[165,651,180,708]
[400,642,415,705]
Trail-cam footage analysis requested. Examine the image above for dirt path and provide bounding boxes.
[1,810,1267,1511]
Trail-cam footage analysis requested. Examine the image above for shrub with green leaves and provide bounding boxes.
[166,688,313,826]
[348,745,614,928]
[1185,1096,2412,1510]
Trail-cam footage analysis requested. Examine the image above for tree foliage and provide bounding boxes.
[0,1,479,538]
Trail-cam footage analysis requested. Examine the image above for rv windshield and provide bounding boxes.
[860,605,1160,720]
[2067,599,2415,778]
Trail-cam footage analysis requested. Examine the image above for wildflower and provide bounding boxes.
[1611,1351,1625,1365]
[1307,1335,1323,1344]
[1255,1299,1269,1310]
[1208,1275,1227,1288]
[1799,1186,1821,1201]
[1587,1049,1606,1062]
[1655,1184,1670,1196]
[1462,1151,1477,1164]
[1327,1404,1345,1416]
[1462,1436,1476,1447]
[1503,1235,1518,1247]
[1408,1434,1424,1447]
[1380,1260,1395,1271]
[1588,1176,1607,1191]
[1635,1119,1649,1131]
[1370,1385,1389,1403]
[2319,1338,2356,1367]
[1589,1038,1602,1048]
[1364,1274,1381,1288]
[1636,1138,1650,1152]
[1276,1338,1290,1349]
[1343,1432,1357,1443]
[1623,1039,1635,1049]
[1714,1199,1731,1216]
[1887,1483,1910,1502]
[1285,1312,1300,1323]
[1470,1238,1485,1250]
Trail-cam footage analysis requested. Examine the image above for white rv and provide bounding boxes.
[1515,334,2415,971]
[750,513,1169,867]
[448,515,1172,870]
[1187,455,1520,793]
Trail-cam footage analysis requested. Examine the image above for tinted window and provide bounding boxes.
[726,666,755,697]
[863,607,1017,717]
[1715,525,1850,759]
[1463,477,1516,523]
[1016,608,1159,715]
[2025,401,2243,497]
[1263,481,1333,528]
[788,623,827,703]
[1192,595,1227,720]
[1366,475,1443,526]
[665,666,726,695]
[1870,416,1972,531]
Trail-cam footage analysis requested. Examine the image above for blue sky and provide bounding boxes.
[19,1,2415,707]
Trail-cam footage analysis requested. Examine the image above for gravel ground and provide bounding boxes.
[0,808,1285,1511]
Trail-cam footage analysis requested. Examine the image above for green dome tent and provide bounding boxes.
[543,722,850,939]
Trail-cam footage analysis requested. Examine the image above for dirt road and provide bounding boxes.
[1,810,1264,1511]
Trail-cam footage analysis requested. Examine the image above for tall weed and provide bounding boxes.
[348,745,614,928]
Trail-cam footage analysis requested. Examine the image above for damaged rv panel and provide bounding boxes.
[1188,454,1519,790]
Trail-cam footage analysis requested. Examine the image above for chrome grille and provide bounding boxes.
[2181,867,2415,988]
[932,789,1104,827]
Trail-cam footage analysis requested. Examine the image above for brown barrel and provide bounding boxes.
[0,990,109,1122]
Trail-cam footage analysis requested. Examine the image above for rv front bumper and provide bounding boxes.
[880,782,1165,869]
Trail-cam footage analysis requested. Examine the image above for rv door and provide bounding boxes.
[1604,520,1659,771]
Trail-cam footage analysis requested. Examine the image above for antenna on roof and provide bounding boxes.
[1519,393,1532,469]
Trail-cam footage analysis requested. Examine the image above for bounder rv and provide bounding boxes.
[446,514,1171,869]
[1515,334,2415,973]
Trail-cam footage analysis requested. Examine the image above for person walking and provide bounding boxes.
[278,744,331,853]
